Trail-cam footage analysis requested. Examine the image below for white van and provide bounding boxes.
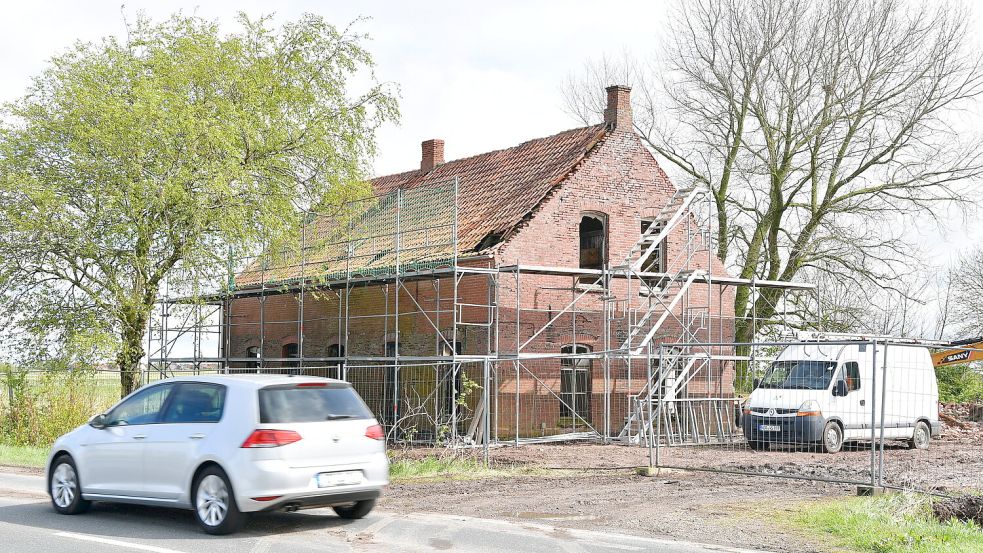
[742,342,940,453]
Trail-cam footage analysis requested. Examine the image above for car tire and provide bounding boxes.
[747,440,768,451]
[908,421,931,450]
[819,421,843,454]
[49,455,91,515]
[333,499,376,519]
[193,466,245,535]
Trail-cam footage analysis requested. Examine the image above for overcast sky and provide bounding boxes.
[1,0,979,295]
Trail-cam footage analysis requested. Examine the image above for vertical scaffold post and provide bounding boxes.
[878,341,889,487]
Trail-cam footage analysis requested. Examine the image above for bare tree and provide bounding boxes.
[564,0,983,380]
[947,248,983,338]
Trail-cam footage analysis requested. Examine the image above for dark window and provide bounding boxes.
[843,362,861,392]
[246,346,260,369]
[384,341,398,423]
[639,218,667,292]
[259,384,372,423]
[161,383,226,423]
[579,215,606,281]
[282,343,299,370]
[106,384,174,426]
[560,344,592,423]
[328,343,346,379]
[442,341,465,417]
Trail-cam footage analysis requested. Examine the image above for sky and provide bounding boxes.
[1,0,980,340]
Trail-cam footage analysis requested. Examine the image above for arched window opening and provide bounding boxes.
[579,214,606,286]
[245,346,260,370]
[560,344,592,425]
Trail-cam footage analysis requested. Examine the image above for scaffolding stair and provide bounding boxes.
[631,186,707,273]
[621,270,703,355]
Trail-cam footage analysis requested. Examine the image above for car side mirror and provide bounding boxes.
[832,380,847,397]
[752,377,760,389]
[89,413,107,429]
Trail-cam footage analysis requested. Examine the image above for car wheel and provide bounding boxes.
[193,466,245,535]
[820,421,843,454]
[49,455,90,515]
[908,421,931,450]
[333,499,375,519]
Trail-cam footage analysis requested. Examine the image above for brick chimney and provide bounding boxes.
[421,139,444,172]
[603,85,632,131]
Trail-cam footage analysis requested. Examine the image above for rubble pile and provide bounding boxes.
[932,495,983,526]
[939,403,983,441]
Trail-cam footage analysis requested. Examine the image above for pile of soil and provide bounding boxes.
[933,495,983,526]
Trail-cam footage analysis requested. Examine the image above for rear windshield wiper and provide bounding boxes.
[325,414,354,421]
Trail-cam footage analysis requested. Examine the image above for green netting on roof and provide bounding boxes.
[235,180,458,290]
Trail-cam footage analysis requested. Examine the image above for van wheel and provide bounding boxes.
[909,421,930,450]
[334,499,375,519]
[193,466,245,535]
[820,421,843,454]
[49,455,91,515]
[748,440,767,451]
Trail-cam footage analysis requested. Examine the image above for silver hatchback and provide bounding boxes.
[46,375,389,534]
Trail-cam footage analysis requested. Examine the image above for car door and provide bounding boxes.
[141,382,228,501]
[79,383,175,497]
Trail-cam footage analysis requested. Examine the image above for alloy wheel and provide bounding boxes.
[196,474,229,527]
[51,463,77,508]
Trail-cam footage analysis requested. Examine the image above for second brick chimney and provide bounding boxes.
[603,85,632,131]
[421,139,445,172]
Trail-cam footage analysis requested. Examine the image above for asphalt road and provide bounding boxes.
[0,471,771,553]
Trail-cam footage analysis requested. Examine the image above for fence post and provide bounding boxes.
[647,343,656,468]
[483,358,491,468]
[878,342,889,487]
[869,339,878,489]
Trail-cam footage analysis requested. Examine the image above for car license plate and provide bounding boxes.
[316,470,362,488]
[758,424,781,432]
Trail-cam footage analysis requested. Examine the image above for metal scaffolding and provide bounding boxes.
[147,177,813,449]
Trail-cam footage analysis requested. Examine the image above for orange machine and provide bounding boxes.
[932,337,983,367]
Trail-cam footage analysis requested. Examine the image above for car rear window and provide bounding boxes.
[258,383,373,423]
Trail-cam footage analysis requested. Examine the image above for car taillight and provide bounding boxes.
[241,429,302,448]
[365,424,385,440]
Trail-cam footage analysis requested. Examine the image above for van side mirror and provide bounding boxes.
[89,413,107,429]
[832,380,847,397]
[752,377,760,389]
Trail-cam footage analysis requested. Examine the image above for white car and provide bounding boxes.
[46,374,389,534]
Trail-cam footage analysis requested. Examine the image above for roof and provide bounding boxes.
[149,374,347,388]
[235,124,607,288]
[372,124,606,252]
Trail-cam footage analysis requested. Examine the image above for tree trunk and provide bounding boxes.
[116,312,149,398]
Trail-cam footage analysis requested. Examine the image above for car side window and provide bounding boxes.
[161,383,226,423]
[107,384,174,426]
[843,362,861,392]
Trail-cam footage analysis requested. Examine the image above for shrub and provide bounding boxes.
[935,365,983,404]
[0,365,117,447]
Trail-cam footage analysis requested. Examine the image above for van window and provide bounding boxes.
[759,360,837,390]
[259,383,372,423]
[843,362,861,392]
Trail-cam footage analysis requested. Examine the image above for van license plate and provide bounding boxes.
[758,424,781,432]
[317,470,362,488]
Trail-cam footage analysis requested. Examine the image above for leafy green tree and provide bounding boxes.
[0,13,397,396]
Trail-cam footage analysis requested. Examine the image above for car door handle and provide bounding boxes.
[189,434,206,440]
[133,435,146,440]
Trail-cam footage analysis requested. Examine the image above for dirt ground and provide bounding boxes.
[385,433,983,552]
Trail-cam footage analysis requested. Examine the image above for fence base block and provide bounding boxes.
[635,466,682,477]
[856,485,888,497]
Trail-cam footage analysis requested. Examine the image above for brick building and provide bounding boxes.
[220,85,750,442]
